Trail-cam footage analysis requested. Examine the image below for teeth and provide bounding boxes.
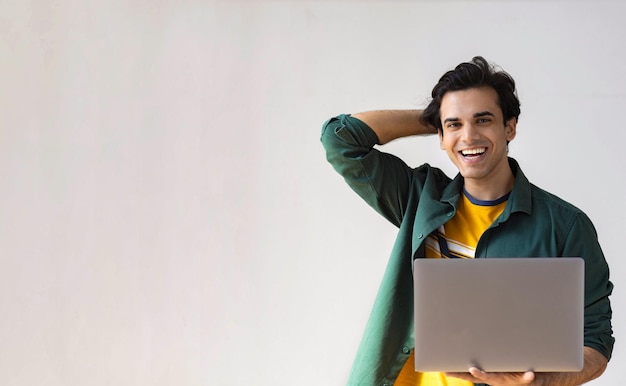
[461,148,486,156]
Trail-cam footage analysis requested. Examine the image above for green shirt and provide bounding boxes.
[321,114,614,386]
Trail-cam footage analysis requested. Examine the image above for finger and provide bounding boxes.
[465,368,536,385]
[468,367,486,378]
[444,372,480,383]
[522,371,535,382]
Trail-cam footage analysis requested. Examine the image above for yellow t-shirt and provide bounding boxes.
[395,191,508,385]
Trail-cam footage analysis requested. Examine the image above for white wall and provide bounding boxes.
[1,1,624,385]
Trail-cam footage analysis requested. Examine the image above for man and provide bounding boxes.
[321,56,614,386]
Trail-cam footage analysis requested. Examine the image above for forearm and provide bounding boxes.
[352,109,436,145]
[536,347,608,386]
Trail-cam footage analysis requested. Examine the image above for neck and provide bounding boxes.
[463,163,515,201]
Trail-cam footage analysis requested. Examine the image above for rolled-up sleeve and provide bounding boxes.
[562,212,615,360]
[320,114,417,227]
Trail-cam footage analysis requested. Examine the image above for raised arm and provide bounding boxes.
[352,110,437,144]
[320,111,441,227]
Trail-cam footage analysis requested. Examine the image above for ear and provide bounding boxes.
[505,118,517,142]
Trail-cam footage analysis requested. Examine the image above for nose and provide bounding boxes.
[460,122,480,142]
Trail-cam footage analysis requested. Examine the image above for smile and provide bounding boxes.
[461,148,486,157]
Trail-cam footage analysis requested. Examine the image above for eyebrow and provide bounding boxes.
[474,111,496,118]
[443,111,496,124]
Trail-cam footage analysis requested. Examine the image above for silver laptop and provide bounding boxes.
[412,257,584,373]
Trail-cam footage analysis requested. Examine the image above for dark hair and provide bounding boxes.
[420,56,521,131]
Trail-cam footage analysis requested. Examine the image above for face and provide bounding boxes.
[439,87,517,191]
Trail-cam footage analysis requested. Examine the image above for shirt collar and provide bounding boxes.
[441,157,532,216]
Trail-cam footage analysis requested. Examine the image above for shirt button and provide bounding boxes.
[402,346,410,354]
[417,233,423,239]
[447,212,454,217]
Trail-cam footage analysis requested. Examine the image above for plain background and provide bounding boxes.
[1,1,624,385]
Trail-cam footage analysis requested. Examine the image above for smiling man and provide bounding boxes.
[438,88,515,201]
[320,57,614,386]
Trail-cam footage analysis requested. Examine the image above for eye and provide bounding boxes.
[477,117,491,124]
[447,122,461,129]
